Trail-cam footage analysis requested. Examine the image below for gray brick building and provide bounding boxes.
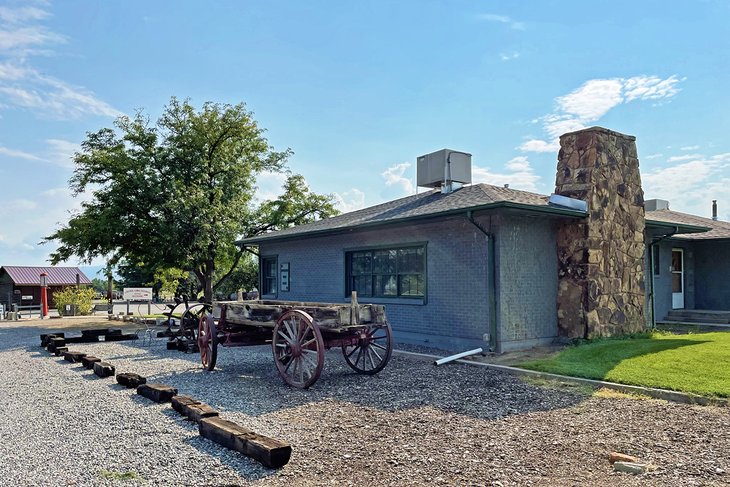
[241,184,585,352]
[240,127,730,352]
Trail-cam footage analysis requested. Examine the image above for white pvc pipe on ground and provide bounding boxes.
[434,347,483,366]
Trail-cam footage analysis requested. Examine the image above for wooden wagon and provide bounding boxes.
[197,294,393,389]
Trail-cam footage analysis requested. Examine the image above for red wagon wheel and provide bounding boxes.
[342,322,393,375]
[272,310,324,389]
[198,314,218,371]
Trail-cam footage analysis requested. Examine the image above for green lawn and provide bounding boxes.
[519,331,730,398]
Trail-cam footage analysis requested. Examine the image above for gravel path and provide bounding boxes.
[0,321,728,486]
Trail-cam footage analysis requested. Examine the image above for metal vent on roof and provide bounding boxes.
[548,194,588,212]
[417,149,472,193]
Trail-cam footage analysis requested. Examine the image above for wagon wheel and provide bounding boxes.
[180,303,210,342]
[198,314,218,371]
[342,322,393,375]
[272,310,324,389]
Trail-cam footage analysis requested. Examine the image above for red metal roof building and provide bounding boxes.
[0,266,91,308]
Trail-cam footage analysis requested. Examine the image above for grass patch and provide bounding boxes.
[99,470,140,481]
[519,331,730,398]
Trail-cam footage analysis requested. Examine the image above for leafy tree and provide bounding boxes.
[90,278,107,295]
[45,97,338,302]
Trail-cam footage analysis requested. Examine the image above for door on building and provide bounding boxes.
[671,248,684,309]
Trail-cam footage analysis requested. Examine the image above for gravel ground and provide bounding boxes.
[0,320,728,486]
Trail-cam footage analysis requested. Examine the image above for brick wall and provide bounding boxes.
[259,211,561,352]
[495,216,560,351]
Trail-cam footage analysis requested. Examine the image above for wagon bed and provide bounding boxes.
[198,294,393,388]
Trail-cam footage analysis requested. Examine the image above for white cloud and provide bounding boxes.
[45,138,79,168]
[0,185,94,265]
[680,145,700,151]
[472,156,540,192]
[476,13,525,30]
[623,75,682,102]
[333,188,366,213]
[381,162,415,195]
[645,153,663,159]
[0,139,80,168]
[520,75,683,153]
[643,152,730,218]
[254,171,289,202]
[517,138,559,153]
[667,153,702,163]
[0,6,50,24]
[0,5,120,120]
[499,52,520,61]
[0,145,44,161]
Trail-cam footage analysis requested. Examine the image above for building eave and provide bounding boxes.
[239,201,587,245]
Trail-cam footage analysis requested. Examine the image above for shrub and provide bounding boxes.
[53,287,96,315]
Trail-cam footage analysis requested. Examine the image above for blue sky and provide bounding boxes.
[1,0,730,267]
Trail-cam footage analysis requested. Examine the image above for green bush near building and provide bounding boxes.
[54,287,96,316]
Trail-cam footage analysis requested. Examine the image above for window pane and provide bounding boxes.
[351,252,372,275]
[373,250,397,274]
[352,275,372,297]
[399,274,424,296]
[398,247,424,273]
[374,275,397,296]
[671,251,682,272]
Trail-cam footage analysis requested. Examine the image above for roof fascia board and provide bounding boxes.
[240,201,587,245]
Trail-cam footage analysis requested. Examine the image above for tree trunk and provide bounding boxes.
[204,260,215,304]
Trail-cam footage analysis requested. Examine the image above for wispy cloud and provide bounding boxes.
[520,75,683,152]
[333,188,366,213]
[499,51,520,61]
[0,6,50,24]
[0,5,121,120]
[667,153,702,163]
[472,156,540,192]
[381,162,415,194]
[680,145,700,151]
[476,13,525,30]
[0,145,44,161]
[645,153,663,159]
[643,152,730,218]
[0,139,80,168]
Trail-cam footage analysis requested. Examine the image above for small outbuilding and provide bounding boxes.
[0,266,91,309]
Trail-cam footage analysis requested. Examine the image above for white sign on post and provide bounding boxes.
[123,287,153,301]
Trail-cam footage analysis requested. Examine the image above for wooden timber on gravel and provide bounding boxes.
[137,383,178,403]
[93,361,115,378]
[81,356,101,369]
[40,333,64,347]
[63,351,86,363]
[215,299,386,331]
[54,346,68,357]
[46,337,66,353]
[171,395,219,423]
[199,417,292,468]
[116,373,146,388]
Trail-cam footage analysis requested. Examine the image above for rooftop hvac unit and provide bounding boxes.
[417,149,472,189]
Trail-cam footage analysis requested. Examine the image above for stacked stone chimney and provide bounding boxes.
[555,127,646,338]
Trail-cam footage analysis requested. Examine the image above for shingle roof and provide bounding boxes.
[1,266,92,286]
[646,209,730,240]
[242,183,586,244]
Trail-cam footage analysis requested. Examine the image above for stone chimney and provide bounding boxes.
[554,127,646,339]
